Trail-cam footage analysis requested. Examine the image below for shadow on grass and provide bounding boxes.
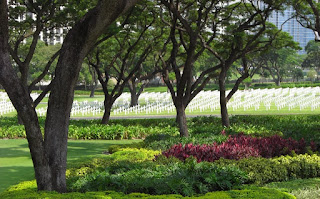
[0,143,30,158]
[67,140,140,159]
[0,166,34,192]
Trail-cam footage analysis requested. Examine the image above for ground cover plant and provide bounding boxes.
[161,134,312,162]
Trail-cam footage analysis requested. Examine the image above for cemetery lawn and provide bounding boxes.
[0,139,140,193]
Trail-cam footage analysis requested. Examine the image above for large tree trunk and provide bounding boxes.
[1,0,139,193]
[219,70,230,127]
[0,1,51,189]
[175,100,188,137]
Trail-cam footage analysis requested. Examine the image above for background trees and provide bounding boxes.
[88,2,162,124]
[158,0,224,137]
[302,40,320,80]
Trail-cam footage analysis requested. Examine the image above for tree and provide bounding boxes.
[307,69,318,82]
[17,40,61,89]
[158,0,224,137]
[293,0,320,41]
[262,48,301,86]
[243,31,301,84]
[201,1,292,127]
[88,2,160,124]
[0,0,139,193]
[292,68,304,81]
[88,63,98,98]
[127,68,159,107]
[302,40,320,80]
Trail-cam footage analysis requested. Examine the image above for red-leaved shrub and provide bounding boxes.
[161,134,308,162]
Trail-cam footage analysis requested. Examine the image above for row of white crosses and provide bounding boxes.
[113,92,174,115]
[70,100,104,116]
[0,92,47,116]
[227,87,320,111]
[2,87,320,117]
[0,92,14,115]
[187,91,220,112]
[112,87,320,115]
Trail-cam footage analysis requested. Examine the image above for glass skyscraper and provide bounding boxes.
[268,7,315,54]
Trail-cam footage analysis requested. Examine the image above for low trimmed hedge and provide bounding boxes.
[215,154,320,184]
[1,115,320,144]
[0,181,295,199]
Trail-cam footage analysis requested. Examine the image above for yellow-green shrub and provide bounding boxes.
[67,148,160,179]
[216,154,320,184]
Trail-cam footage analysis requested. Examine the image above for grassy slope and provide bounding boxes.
[0,139,140,192]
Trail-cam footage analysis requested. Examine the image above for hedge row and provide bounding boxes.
[0,181,295,199]
[215,154,320,184]
[1,115,320,144]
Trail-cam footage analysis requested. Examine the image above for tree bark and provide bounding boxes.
[175,100,188,137]
[130,92,139,107]
[219,69,230,127]
[128,79,138,106]
[0,1,52,190]
[90,83,97,98]
[101,96,112,124]
[275,78,281,86]
[89,66,98,98]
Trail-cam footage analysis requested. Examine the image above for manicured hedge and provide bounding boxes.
[215,154,320,184]
[1,115,320,145]
[0,181,295,199]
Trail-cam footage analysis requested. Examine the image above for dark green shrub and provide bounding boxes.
[68,157,247,196]
[144,133,228,150]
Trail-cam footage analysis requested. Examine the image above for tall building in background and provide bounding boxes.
[268,7,314,54]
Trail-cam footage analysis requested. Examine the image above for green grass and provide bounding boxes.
[0,139,140,193]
